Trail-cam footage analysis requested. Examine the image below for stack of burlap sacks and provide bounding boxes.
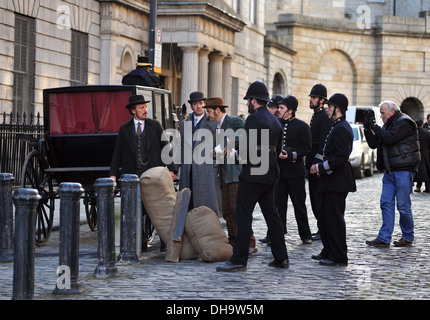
[139,167,232,262]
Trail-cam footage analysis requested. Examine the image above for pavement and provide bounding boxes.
[1,172,430,305]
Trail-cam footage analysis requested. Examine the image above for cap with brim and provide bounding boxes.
[136,56,152,67]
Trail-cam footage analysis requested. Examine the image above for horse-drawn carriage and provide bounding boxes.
[20,85,179,246]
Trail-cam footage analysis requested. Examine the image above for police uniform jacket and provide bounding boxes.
[239,106,282,186]
[317,117,356,193]
[305,108,332,170]
[278,117,311,179]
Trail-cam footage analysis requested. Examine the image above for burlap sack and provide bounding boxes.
[185,206,233,262]
[139,167,196,260]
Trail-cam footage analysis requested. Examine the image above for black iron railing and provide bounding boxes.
[0,112,44,186]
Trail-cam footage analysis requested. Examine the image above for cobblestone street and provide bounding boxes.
[1,172,429,303]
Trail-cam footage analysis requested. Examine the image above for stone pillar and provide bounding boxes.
[208,51,225,98]
[198,47,210,96]
[223,55,233,107]
[180,45,200,112]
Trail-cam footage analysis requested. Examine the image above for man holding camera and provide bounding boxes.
[363,101,420,247]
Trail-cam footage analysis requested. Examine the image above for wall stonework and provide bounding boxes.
[1,0,430,122]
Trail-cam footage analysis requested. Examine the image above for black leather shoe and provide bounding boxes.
[312,232,321,241]
[259,237,270,244]
[302,238,312,244]
[319,259,348,266]
[311,254,326,261]
[269,259,289,268]
[216,261,247,272]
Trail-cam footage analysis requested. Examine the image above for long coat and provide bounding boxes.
[109,118,175,178]
[414,127,430,183]
[178,112,222,215]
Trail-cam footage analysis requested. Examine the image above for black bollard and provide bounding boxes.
[0,173,15,262]
[93,177,118,278]
[117,174,139,263]
[12,188,41,300]
[52,182,84,295]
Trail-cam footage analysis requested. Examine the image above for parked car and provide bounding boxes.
[349,123,374,179]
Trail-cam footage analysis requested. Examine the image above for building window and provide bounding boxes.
[233,0,240,14]
[13,14,36,116]
[250,0,258,24]
[70,30,88,86]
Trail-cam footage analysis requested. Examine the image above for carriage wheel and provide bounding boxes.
[84,190,97,231]
[20,150,55,247]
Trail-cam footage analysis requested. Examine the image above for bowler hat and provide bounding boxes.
[126,94,151,109]
[188,91,207,104]
[325,93,348,112]
[203,97,228,109]
[136,55,152,67]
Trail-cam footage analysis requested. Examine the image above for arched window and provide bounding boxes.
[400,97,423,121]
[272,73,285,95]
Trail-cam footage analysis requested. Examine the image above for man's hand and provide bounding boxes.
[362,109,376,130]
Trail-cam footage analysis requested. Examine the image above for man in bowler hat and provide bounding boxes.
[109,94,175,181]
[177,91,221,216]
[217,81,289,272]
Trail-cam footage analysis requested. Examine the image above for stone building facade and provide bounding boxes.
[1,0,429,123]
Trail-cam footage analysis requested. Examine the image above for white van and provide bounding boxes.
[346,106,383,127]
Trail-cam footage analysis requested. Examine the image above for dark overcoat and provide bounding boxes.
[109,118,174,178]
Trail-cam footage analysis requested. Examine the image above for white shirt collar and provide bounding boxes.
[134,118,145,131]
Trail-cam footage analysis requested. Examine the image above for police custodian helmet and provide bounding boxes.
[308,83,327,99]
[325,93,349,113]
[243,81,271,102]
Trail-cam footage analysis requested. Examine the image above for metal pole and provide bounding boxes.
[52,182,84,295]
[93,177,118,278]
[0,173,15,262]
[12,188,40,300]
[117,174,139,263]
[148,0,157,66]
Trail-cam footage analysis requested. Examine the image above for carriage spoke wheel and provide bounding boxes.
[20,150,55,247]
[84,190,97,231]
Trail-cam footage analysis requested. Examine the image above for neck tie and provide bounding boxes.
[137,122,142,135]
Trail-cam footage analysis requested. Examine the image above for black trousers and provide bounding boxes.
[230,181,288,266]
[319,191,348,263]
[275,176,312,241]
[308,173,322,231]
